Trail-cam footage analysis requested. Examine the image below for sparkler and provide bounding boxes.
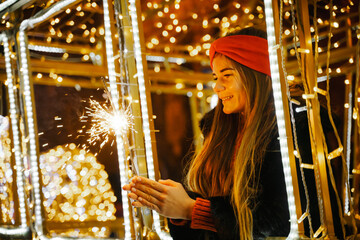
[84,98,134,149]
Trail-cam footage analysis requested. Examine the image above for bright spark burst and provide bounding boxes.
[83,99,134,149]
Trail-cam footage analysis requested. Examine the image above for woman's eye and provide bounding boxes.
[224,74,232,78]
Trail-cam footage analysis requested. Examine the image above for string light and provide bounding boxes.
[0,33,29,237]
[103,0,132,238]
[264,1,299,238]
[129,0,171,238]
[18,0,86,238]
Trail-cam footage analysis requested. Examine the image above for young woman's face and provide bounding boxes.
[212,54,246,114]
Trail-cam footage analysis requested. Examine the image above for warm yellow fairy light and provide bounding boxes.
[249,14,254,20]
[317,18,323,24]
[154,65,160,73]
[62,52,69,60]
[157,11,164,17]
[203,19,208,27]
[146,2,152,8]
[51,19,56,25]
[83,30,90,36]
[197,92,203,98]
[151,37,159,45]
[156,22,162,28]
[57,31,62,37]
[146,42,153,48]
[244,8,250,14]
[287,75,295,80]
[91,2,97,7]
[231,14,238,21]
[325,4,329,9]
[66,38,72,43]
[66,8,71,13]
[99,27,105,35]
[203,43,211,49]
[164,6,169,13]
[175,3,180,9]
[202,34,211,41]
[310,26,315,32]
[334,42,339,48]
[57,76,63,82]
[67,20,74,26]
[349,57,354,63]
[192,13,198,19]
[259,13,264,19]
[173,19,178,25]
[46,37,52,42]
[213,4,219,10]
[345,79,350,85]
[336,68,341,73]
[164,46,170,52]
[214,18,220,23]
[81,24,87,29]
[182,25,188,31]
[196,83,203,90]
[55,18,60,23]
[76,5,81,11]
[175,26,181,32]
[235,3,241,8]
[318,47,322,53]
[162,30,169,37]
[167,24,173,30]
[90,37,95,43]
[284,29,291,35]
[318,68,323,74]
[176,82,184,89]
[153,3,158,8]
[190,49,199,56]
[170,13,175,19]
[332,22,339,28]
[170,37,176,43]
[37,73,42,79]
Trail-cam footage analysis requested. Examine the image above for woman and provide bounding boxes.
[123,27,290,239]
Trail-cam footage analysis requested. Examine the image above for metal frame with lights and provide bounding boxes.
[264,1,300,239]
[0,32,31,239]
[17,0,129,239]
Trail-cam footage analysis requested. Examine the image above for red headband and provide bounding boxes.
[209,35,271,76]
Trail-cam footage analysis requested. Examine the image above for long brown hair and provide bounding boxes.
[186,27,277,240]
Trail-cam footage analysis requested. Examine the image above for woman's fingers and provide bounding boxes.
[134,176,166,192]
[137,196,160,212]
[131,187,161,206]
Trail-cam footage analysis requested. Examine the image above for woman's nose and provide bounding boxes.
[213,81,225,93]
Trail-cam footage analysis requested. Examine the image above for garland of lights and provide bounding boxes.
[264,1,299,239]
[102,0,133,239]
[0,32,30,237]
[128,0,172,239]
[278,1,314,236]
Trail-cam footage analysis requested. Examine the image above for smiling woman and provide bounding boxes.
[124,27,291,240]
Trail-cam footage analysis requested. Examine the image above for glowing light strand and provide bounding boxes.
[18,0,82,239]
[278,1,314,235]
[0,0,18,12]
[128,0,171,239]
[0,33,29,237]
[102,0,133,238]
[264,1,299,239]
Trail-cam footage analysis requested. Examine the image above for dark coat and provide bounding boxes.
[168,135,290,240]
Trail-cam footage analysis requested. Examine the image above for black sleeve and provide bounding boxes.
[252,150,291,239]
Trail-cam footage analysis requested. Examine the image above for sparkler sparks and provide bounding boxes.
[83,98,134,150]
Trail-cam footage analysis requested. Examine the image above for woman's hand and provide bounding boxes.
[122,176,195,220]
